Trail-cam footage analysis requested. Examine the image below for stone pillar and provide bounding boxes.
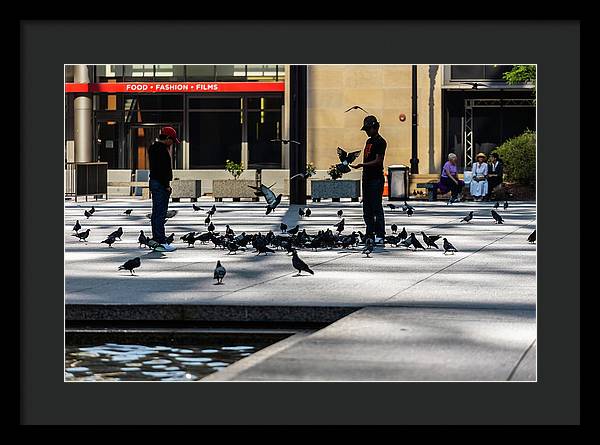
[74,65,92,163]
[281,65,291,169]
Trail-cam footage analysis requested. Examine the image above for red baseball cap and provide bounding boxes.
[160,126,181,144]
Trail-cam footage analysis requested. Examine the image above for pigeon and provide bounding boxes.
[406,208,414,217]
[290,171,314,181]
[118,257,141,275]
[461,211,474,223]
[443,238,458,254]
[362,237,374,257]
[138,230,148,248]
[213,260,226,284]
[256,245,275,256]
[494,202,499,209]
[195,232,212,244]
[305,208,312,217]
[165,233,175,245]
[503,201,509,210]
[225,225,235,237]
[204,216,211,225]
[408,233,426,250]
[528,230,536,243]
[72,229,90,242]
[249,184,283,215]
[280,223,288,233]
[287,225,300,235]
[391,224,398,234]
[491,209,504,224]
[298,207,305,217]
[402,201,415,212]
[108,227,123,240]
[84,210,92,219]
[208,222,216,232]
[72,220,81,233]
[145,210,178,221]
[270,138,300,145]
[333,218,345,234]
[207,205,217,217]
[101,235,117,248]
[192,204,203,212]
[123,209,132,215]
[181,232,198,248]
[89,206,96,215]
[387,204,397,211]
[345,105,368,113]
[421,232,440,249]
[291,249,314,276]
[337,209,343,217]
[399,227,408,241]
[226,241,245,255]
[336,147,362,174]
[463,82,485,89]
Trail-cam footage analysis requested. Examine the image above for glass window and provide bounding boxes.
[155,64,186,81]
[215,65,247,81]
[189,97,242,110]
[125,94,183,110]
[484,65,514,80]
[186,65,216,81]
[129,110,183,125]
[123,64,154,80]
[65,65,75,82]
[247,110,282,168]
[247,96,283,110]
[451,65,485,80]
[95,121,120,168]
[189,112,242,169]
[95,65,124,82]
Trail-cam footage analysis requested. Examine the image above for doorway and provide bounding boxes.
[128,124,180,172]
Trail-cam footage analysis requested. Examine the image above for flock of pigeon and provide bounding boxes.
[70,193,535,283]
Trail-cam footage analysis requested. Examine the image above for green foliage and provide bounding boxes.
[306,162,316,177]
[327,164,343,180]
[225,159,244,179]
[502,65,536,86]
[495,130,536,185]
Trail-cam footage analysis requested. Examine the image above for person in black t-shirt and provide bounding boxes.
[147,126,179,252]
[350,115,387,243]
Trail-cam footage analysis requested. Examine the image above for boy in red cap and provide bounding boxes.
[147,126,180,252]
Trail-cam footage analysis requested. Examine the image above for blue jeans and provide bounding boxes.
[149,179,169,244]
[362,176,385,238]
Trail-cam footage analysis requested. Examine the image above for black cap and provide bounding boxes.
[361,115,379,131]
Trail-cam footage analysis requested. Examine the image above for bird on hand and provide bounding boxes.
[336,147,362,174]
[118,257,141,275]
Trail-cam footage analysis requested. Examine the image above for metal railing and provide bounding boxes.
[65,162,108,202]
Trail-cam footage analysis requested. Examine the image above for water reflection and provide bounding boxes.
[65,342,261,381]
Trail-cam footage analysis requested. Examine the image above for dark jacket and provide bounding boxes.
[148,141,173,188]
[488,160,504,183]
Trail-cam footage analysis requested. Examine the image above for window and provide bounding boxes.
[186,65,216,81]
[189,111,242,169]
[450,65,514,81]
[247,110,282,168]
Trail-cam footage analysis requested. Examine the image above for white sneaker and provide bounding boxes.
[161,244,177,252]
[374,237,384,245]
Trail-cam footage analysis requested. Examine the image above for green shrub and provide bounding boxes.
[225,159,244,179]
[327,164,343,180]
[495,130,536,185]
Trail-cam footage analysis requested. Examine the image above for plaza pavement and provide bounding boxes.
[65,196,536,381]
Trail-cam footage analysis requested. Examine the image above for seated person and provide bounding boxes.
[438,153,464,203]
[470,152,489,202]
[487,152,504,199]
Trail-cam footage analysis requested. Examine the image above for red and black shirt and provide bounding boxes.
[362,134,387,180]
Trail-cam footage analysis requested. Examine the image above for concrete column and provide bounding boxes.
[241,141,249,168]
[74,65,92,163]
[281,65,291,169]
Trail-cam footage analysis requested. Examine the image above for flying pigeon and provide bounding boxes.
[345,105,368,113]
[503,201,509,210]
[290,171,314,181]
[461,211,474,223]
[270,138,301,145]
[298,207,305,217]
[118,257,141,275]
[421,232,441,249]
[362,238,374,257]
[491,209,504,224]
[249,184,283,215]
[528,230,536,243]
[138,230,148,248]
[72,220,81,233]
[123,209,132,215]
[214,260,226,284]
[305,208,312,217]
[337,209,343,217]
[333,218,345,234]
[280,223,288,233]
[391,224,398,234]
[72,229,90,242]
[192,204,203,212]
[101,235,117,248]
[108,227,123,240]
[336,147,362,174]
[443,238,458,254]
[291,249,314,276]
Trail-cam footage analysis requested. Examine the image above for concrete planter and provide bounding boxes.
[310,179,361,202]
[170,179,202,202]
[212,179,258,201]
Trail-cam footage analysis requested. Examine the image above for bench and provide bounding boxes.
[107,181,151,199]
[416,181,441,201]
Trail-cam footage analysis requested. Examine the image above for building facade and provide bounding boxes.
[65,64,535,194]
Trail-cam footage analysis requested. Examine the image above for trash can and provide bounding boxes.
[387,164,409,200]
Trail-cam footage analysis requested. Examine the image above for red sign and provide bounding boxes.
[65,82,285,93]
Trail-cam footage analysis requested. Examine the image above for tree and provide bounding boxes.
[503,65,536,88]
